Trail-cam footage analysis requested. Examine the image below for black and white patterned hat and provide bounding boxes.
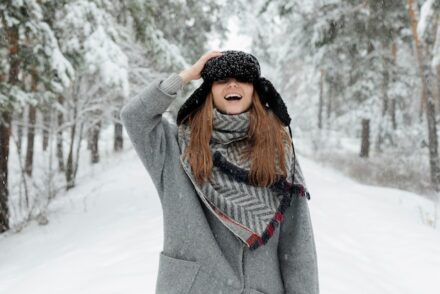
[176,50,292,127]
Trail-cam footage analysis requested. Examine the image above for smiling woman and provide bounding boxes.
[120,50,318,294]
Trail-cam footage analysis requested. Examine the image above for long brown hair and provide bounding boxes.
[182,90,292,187]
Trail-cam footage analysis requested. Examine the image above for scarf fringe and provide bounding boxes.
[212,151,309,251]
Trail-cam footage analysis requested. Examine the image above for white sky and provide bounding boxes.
[209,16,252,52]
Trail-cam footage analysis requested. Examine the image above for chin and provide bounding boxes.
[215,102,251,115]
[224,108,245,114]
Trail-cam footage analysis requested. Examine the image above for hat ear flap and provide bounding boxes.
[255,77,291,126]
[177,81,212,125]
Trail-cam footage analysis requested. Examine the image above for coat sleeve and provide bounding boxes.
[119,73,183,199]
[278,155,320,294]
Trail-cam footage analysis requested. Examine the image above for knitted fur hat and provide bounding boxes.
[176,50,292,127]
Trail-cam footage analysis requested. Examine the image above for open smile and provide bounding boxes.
[224,93,242,101]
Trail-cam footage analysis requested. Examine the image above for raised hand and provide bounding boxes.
[179,50,223,83]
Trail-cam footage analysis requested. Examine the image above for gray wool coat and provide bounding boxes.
[120,73,319,294]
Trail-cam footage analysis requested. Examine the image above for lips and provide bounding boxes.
[224,93,242,101]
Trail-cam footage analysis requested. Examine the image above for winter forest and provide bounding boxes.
[1,0,440,293]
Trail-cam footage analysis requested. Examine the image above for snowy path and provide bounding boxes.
[0,146,439,294]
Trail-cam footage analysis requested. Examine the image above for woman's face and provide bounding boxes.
[211,78,254,114]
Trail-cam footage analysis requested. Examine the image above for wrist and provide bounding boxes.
[178,70,191,84]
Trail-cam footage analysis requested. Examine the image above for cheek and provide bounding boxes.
[211,88,221,104]
[245,88,254,103]
[246,95,253,107]
[211,87,223,102]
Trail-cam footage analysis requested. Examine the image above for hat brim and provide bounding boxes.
[176,80,212,125]
[254,77,291,127]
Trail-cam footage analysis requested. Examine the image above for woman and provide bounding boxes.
[120,50,319,294]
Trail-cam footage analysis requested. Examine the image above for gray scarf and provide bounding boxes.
[178,108,301,250]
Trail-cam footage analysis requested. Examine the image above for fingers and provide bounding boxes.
[201,50,223,61]
[182,50,223,82]
[193,51,221,71]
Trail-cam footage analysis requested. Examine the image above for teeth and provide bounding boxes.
[225,93,242,98]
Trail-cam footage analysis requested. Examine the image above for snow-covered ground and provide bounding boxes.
[0,140,439,294]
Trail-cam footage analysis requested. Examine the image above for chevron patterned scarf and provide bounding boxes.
[177,108,307,250]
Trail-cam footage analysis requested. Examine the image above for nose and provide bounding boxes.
[226,78,239,87]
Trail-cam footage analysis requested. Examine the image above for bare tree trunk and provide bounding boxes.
[318,69,324,129]
[0,112,12,233]
[426,93,440,188]
[16,110,24,155]
[65,121,76,190]
[407,0,440,189]
[56,95,65,172]
[65,92,78,190]
[407,0,429,118]
[73,122,84,181]
[65,89,84,190]
[42,108,50,152]
[1,22,20,233]
[360,119,370,158]
[375,54,390,153]
[25,105,36,176]
[25,69,38,176]
[90,120,101,164]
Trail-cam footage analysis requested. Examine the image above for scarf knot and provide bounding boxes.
[210,108,250,144]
